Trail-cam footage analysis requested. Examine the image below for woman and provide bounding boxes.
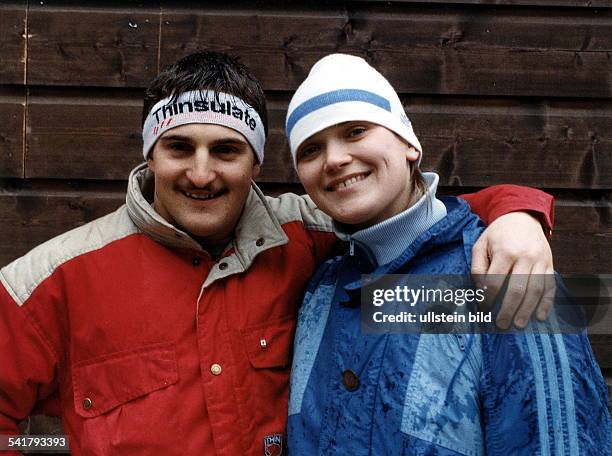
[286,54,610,455]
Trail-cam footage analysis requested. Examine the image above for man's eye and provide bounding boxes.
[214,145,239,155]
[169,142,191,152]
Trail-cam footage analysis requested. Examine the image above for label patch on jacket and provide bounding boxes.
[263,433,283,456]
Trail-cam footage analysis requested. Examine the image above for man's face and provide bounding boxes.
[148,123,260,242]
[296,121,419,230]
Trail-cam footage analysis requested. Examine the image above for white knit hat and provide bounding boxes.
[285,54,422,166]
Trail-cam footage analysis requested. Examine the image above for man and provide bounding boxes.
[0,52,555,455]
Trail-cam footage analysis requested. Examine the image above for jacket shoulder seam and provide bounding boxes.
[264,193,332,232]
[1,207,138,306]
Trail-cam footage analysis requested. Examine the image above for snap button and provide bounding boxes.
[82,397,93,409]
[218,262,228,270]
[255,238,265,247]
[260,338,267,347]
[342,370,359,392]
[192,257,201,266]
[210,363,222,376]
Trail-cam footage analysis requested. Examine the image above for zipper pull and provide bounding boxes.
[349,238,355,256]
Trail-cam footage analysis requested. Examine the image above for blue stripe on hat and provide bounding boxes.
[286,89,391,136]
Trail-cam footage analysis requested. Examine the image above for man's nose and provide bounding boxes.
[186,150,216,187]
[323,141,352,173]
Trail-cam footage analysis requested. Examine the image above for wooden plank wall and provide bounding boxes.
[0,0,610,375]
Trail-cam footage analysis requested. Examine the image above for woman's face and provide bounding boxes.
[296,121,419,230]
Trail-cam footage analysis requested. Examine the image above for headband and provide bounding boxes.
[142,90,266,163]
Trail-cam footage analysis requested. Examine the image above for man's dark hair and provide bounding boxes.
[142,51,268,136]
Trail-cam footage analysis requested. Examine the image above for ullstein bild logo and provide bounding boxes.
[150,99,258,135]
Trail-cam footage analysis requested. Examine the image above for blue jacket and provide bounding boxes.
[288,197,610,455]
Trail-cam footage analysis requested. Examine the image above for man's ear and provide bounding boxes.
[252,164,261,179]
[405,145,420,163]
[147,155,155,172]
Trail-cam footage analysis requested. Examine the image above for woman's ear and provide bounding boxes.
[252,163,261,179]
[405,145,420,163]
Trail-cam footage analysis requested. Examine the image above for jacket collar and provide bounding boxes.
[125,163,289,272]
[340,197,477,297]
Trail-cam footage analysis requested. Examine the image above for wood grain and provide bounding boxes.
[159,4,612,97]
[0,2,26,85]
[356,0,612,7]
[27,5,158,87]
[0,90,25,178]
[24,4,612,98]
[26,91,144,179]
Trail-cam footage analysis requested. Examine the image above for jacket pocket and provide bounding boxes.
[241,317,296,369]
[72,341,178,418]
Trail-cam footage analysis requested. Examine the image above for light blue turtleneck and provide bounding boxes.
[334,172,447,267]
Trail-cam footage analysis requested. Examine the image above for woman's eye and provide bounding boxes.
[298,145,320,160]
[348,126,366,138]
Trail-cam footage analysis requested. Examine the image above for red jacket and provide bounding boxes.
[0,164,553,455]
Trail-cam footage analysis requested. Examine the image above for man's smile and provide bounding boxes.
[180,189,227,201]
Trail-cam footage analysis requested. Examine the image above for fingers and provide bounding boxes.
[471,238,492,309]
[511,262,548,328]
[471,237,490,276]
[537,267,556,321]
[476,249,511,311]
[496,260,532,329]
